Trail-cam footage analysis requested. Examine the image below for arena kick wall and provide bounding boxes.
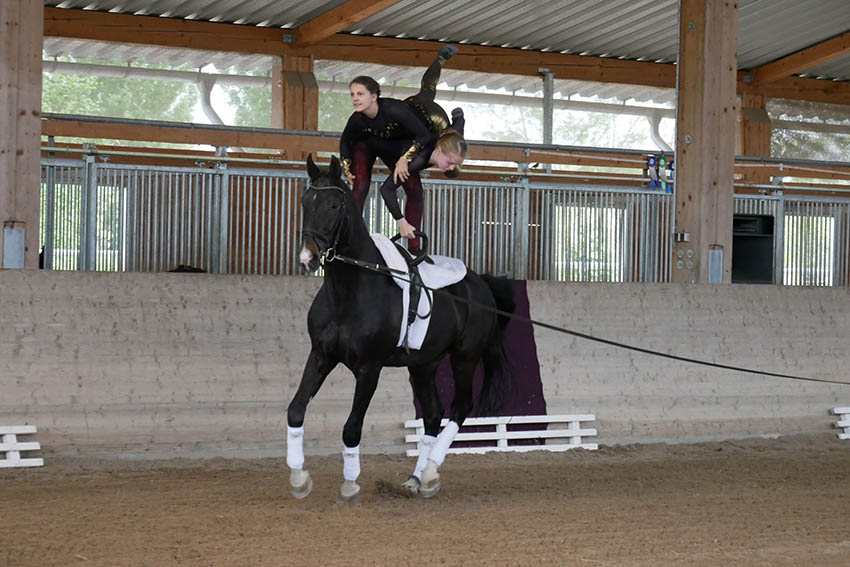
[1,271,847,459]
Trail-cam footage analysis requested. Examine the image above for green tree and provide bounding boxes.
[225,84,353,133]
[43,56,197,147]
[769,98,850,161]
[319,91,355,132]
[225,81,270,128]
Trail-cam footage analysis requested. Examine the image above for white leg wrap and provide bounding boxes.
[343,445,360,481]
[286,426,304,470]
[412,435,437,480]
[429,421,459,468]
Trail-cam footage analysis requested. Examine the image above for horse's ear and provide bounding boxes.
[329,155,342,181]
[306,153,320,179]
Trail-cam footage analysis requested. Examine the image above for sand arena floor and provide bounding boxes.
[2,434,850,567]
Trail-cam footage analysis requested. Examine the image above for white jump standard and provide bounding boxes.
[0,425,44,468]
[405,414,598,455]
[832,407,850,440]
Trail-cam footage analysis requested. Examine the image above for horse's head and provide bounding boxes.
[298,154,351,272]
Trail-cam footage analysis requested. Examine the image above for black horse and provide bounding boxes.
[287,155,515,500]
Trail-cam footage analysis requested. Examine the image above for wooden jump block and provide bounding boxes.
[831,407,850,440]
[0,425,44,468]
[404,414,598,457]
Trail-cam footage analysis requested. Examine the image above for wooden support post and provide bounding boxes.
[272,55,319,139]
[740,91,772,184]
[673,0,738,284]
[269,55,317,275]
[0,1,42,269]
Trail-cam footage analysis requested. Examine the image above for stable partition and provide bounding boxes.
[1,270,846,459]
[40,157,850,286]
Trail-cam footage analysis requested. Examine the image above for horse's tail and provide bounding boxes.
[474,275,517,416]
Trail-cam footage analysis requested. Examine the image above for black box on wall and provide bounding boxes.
[732,214,774,284]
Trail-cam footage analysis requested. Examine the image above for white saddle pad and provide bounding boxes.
[371,233,467,350]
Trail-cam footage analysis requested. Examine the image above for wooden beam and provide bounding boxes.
[300,34,677,89]
[41,116,658,170]
[752,30,850,86]
[295,0,402,47]
[42,118,339,156]
[754,75,850,106]
[740,92,771,184]
[44,6,287,55]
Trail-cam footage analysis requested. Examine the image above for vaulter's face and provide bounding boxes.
[432,148,463,172]
[350,83,378,113]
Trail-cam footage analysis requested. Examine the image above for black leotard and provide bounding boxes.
[339,98,432,175]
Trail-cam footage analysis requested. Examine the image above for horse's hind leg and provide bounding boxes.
[287,348,336,499]
[339,364,381,502]
[402,362,443,494]
[420,356,476,498]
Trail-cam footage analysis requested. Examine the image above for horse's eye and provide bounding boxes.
[331,201,339,209]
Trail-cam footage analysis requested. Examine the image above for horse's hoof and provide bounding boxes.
[419,476,441,499]
[340,479,360,502]
[419,460,440,498]
[290,469,313,500]
[401,475,421,494]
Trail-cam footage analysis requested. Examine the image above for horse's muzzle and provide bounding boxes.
[298,237,321,273]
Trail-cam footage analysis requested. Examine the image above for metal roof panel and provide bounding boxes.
[43,0,850,80]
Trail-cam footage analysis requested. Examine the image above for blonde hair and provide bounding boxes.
[437,129,467,160]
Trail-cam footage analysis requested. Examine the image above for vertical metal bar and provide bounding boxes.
[219,164,231,275]
[260,176,268,274]
[208,160,224,274]
[82,155,98,271]
[540,68,554,169]
[43,139,56,270]
[512,178,530,279]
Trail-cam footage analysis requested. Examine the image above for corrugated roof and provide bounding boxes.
[347,0,681,62]
[42,38,274,73]
[48,0,347,28]
[802,52,850,82]
[43,0,850,81]
[737,0,850,69]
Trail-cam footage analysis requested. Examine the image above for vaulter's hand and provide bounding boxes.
[397,218,416,239]
[393,160,410,183]
[346,172,356,184]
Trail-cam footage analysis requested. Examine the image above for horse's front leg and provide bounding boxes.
[287,348,337,499]
[339,364,381,502]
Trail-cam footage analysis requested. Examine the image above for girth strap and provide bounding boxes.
[393,242,433,352]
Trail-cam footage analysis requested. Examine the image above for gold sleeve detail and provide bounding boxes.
[341,157,352,178]
[402,141,423,162]
[429,112,449,133]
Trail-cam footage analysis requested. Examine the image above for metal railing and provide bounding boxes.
[39,156,850,285]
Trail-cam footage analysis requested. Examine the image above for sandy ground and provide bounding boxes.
[2,434,850,567]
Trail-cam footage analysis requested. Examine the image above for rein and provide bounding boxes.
[323,245,850,388]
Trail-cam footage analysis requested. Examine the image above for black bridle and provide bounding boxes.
[300,181,348,264]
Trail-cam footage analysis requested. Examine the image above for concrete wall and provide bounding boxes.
[1,271,847,459]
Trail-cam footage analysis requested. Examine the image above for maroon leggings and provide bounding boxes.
[350,140,424,253]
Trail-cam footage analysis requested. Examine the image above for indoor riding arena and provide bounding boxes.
[3,2,850,566]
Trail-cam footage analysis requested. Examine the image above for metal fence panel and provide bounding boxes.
[38,156,850,286]
[529,184,672,282]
